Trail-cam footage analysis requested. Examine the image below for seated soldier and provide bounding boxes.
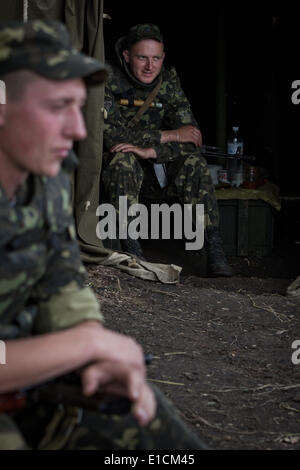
[102,23,232,277]
[0,20,207,450]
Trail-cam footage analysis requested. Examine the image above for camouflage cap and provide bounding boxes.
[0,20,108,85]
[125,24,163,47]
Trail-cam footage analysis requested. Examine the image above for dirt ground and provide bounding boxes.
[85,236,300,450]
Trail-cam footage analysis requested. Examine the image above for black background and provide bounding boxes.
[103,3,300,194]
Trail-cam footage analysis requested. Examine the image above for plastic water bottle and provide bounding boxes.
[227,126,244,187]
[227,126,243,155]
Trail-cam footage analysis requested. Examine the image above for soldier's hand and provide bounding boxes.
[176,126,202,147]
[80,361,156,426]
[111,143,157,160]
[77,323,156,426]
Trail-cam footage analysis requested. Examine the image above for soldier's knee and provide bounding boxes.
[109,152,143,174]
[188,151,208,167]
[180,152,207,174]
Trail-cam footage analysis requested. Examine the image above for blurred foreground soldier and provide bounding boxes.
[0,20,206,450]
[103,24,233,277]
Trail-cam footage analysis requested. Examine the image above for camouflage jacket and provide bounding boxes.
[0,170,102,340]
[104,63,199,164]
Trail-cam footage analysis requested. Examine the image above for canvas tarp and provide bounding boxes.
[0,0,181,283]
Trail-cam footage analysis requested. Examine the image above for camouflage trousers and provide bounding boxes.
[102,148,219,230]
[0,385,207,450]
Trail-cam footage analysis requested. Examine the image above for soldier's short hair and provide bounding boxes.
[0,70,40,102]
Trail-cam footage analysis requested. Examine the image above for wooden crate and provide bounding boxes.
[218,199,274,257]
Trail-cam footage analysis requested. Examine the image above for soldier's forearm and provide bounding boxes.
[104,126,161,150]
[0,320,102,393]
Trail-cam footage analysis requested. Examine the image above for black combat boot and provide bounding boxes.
[120,238,146,261]
[205,227,233,277]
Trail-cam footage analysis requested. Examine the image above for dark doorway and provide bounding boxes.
[103,4,300,261]
[103,4,299,193]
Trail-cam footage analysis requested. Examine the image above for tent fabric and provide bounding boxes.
[0,0,181,283]
[81,249,182,284]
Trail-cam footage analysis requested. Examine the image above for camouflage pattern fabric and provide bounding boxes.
[0,20,107,85]
[125,23,163,48]
[0,168,103,340]
[0,414,29,450]
[7,384,206,450]
[103,62,219,229]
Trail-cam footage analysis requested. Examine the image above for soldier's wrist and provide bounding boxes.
[160,130,177,144]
